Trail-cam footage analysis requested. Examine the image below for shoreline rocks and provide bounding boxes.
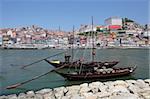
[1,79,150,99]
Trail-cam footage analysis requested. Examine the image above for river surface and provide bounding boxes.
[0,48,149,95]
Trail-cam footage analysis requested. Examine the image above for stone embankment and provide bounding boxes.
[1,79,150,99]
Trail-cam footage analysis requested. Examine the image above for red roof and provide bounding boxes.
[109,25,121,29]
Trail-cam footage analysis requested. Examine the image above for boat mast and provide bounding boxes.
[91,16,95,62]
[58,26,61,45]
[71,25,75,62]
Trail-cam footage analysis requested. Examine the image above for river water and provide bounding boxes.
[0,48,149,95]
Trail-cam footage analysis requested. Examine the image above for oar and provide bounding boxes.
[21,51,66,69]
[6,64,67,89]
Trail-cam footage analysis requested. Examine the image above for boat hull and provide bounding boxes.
[44,59,119,68]
[55,67,136,80]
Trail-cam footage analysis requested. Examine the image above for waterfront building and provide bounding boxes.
[143,31,150,37]
[7,30,13,37]
[77,24,97,33]
[96,26,107,32]
[125,30,139,36]
[2,35,11,45]
[16,38,21,44]
[143,24,150,37]
[62,37,69,45]
[79,36,87,45]
[0,35,2,46]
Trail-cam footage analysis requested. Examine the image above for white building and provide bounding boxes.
[105,17,122,26]
[144,31,150,37]
[0,35,2,45]
[7,30,13,37]
[77,25,97,33]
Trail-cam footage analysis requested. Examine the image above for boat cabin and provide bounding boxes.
[64,55,71,63]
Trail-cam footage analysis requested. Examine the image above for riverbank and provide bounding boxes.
[0,45,149,50]
[1,79,150,99]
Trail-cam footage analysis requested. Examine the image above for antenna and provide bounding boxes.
[59,26,61,32]
[58,26,61,45]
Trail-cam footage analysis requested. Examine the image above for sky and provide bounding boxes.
[0,0,149,31]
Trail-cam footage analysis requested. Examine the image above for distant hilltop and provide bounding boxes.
[0,17,149,48]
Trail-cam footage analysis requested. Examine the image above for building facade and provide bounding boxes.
[105,17,122,30]
[0,35,2,46]
[2,35,11,45]
[105,17,122,26]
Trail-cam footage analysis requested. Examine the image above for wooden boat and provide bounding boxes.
[54,17,137,81]
[44,59,119,68]
[44,18,120,69]
[54,66,137,80]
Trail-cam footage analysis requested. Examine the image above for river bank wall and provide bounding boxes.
[0,45,149,50]
[0,79,150,99]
